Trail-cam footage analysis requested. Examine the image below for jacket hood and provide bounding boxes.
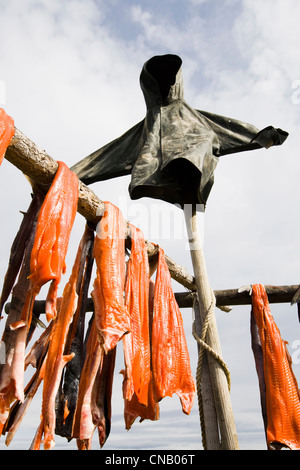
[140,54,184,108]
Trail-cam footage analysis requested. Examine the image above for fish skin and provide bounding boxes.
[250,309,268,439]
[91,347,116,447]
[55,225,95,440]
[151,247,195,415]
[0,194,42,430]
[0,108,14,165]
[251,284,300,450]
[92,201,129,352]
[72,318,103,448]
[0,193,44,317]
[123,224,151,406]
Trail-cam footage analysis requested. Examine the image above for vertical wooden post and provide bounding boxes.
[193,296,220,450]
[184,204,239,450]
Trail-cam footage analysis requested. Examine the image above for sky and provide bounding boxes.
[0,0,300,451]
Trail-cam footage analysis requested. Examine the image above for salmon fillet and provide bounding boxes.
[123,224,151,406]
[152,247,195,415]
[251,284,300,449]
[31,233,85,450]
[92,346,116,447]
[122,370,159,430]
[92,201,129,352]
[55,224,95,440]
[0,108,14,165]
[29,161,78,322]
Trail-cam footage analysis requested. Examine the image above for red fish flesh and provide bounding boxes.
[29,161,78,322]
[0,195,42,431]
[251,284,300,450]
[92,201,129,352]
[151,247,195,415]
[72,318,103,450]
[31,234,84,450]
[0,108,14,165]
[123,224,151,406]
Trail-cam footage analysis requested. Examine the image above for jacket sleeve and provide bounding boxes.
[71,120,144,185]
[197,109,288,156]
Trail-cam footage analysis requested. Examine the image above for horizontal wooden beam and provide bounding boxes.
[6,128,105,225]
[5,130,298,312]
[5,128,195,290]
[5,284,299,315]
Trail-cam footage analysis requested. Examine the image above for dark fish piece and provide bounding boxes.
[72,318,103,449]
[92,347,116,447]
[251,284,300,449]
[55,225,94,440]
[250,310,267,440]
[0,192,43,317]
[0,193,42,433]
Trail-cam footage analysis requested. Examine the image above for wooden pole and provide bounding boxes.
[193,296,220,449]
[7,130,297,308]
[5,128,105,225]
[5,283,299,315]
[184,203,239,450]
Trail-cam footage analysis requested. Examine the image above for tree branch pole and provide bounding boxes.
[5,128,298,450]
[4,129,186,281]
[8,129,298,307]
[6,284,298,315]
[184,203,239,450]
[193,296,220,450]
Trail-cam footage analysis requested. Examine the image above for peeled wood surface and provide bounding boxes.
[5,128,190,287]
[7,284,298,316]
[6,128,105,225]
[7,129,298,309]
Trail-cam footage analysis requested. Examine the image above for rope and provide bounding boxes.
[192,288,231,450]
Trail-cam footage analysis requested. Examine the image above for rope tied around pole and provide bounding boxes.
[192,288,231,449]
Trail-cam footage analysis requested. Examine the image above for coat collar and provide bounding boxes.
[140,54,184,108]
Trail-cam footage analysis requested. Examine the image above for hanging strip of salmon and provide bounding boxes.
[122,278,159,430]
[12,161,78,330]
[152,247,195,415]
[92,201,129,353]
[123,224,151,406]
[72,318,104,450]
[30,231,86,450]
[0,108,14,166]
[251,284,300,450]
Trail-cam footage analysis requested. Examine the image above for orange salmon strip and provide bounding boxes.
[251,284,300,449]
[12,161,78,331]
[122,278,159,429]
[92,201,129,352]
[123,224,151,406]
[0,108,14,165]
[30,161,78,322]
[31,235,84,450]
[152,247,195,415]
